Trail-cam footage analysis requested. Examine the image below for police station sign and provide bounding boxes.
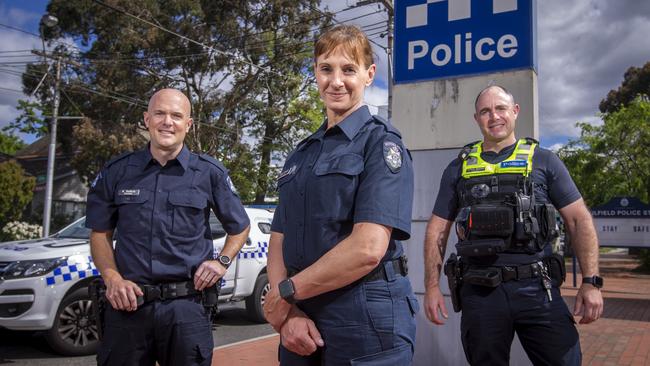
[394,0,537,83]
[591,197,650,248]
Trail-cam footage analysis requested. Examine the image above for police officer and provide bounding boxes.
[423,85,604,365]
[263,25,418,365]
[86,88,250,365]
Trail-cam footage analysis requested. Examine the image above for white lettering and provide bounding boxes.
[497,34,518,58]
[408,40,428,70]
[475,37,495,61]
[465,33,472,62]
[431,44,452,66]
[407,33,519,69]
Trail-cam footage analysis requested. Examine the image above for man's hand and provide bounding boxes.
[194,260,227,291]
[263,286,291,332]
[105,276,143,312]
[574,283,604,324]
[280,307,324,356]
[424,285,449,325]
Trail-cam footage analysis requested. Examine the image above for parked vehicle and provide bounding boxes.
[0,207,272,356]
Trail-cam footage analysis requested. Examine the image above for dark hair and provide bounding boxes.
[314,25,374,68]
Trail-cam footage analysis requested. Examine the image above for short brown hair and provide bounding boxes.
[314,25,374,69]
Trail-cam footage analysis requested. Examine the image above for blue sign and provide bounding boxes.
[591,197,650,218]
[394,0,537,84]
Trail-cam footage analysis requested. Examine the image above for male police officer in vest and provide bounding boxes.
[86,88,250,365]
[423,85,604,365]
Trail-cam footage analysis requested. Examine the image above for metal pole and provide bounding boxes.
[42,56,61,237]
[386,12,393,119]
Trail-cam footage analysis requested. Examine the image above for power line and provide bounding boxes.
[0,86,24,94]
[92,0,273,75]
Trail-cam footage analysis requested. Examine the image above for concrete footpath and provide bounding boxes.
[212,252,650,365]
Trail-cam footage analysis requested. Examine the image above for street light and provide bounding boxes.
[40,13,60,237]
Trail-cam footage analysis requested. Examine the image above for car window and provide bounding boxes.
[209,214,226,239]
[56,218,91,239]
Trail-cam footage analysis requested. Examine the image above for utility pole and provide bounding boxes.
[352,0,394,118]
[42,56,61,237]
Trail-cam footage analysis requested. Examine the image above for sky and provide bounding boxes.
[1,0,649,149]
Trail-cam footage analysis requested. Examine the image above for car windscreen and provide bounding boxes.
[55,218,91,239]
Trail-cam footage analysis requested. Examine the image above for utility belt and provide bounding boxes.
[443,253,566,313]
[287,256,409,284]
[88,278,221,339]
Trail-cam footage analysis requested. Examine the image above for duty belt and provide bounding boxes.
[286,256,409,283]
[137,281,200,303]
[466,262,543,282]
[363,256,409,282]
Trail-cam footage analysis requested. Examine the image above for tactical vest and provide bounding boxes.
[454,138,558,257]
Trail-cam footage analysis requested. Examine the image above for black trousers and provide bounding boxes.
[460,277,581,366]
[97,296,213,366]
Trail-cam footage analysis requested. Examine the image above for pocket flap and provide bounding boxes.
[314,153,364,176]
[168,191,207,209]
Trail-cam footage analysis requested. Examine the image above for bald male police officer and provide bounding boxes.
[423,85,604,365]
[86,89,250,365]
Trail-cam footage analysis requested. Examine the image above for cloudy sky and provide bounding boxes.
[1,0,649,148]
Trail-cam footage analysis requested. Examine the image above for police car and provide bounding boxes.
[0,207,273,356]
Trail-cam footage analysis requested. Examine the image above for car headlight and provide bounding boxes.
[1,257,67,280]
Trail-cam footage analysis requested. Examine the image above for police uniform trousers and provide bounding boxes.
[460,277,581,366]
[97,296,213,366]
[279,264,419,366]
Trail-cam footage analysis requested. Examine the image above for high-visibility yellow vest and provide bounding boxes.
[461,138,537,179]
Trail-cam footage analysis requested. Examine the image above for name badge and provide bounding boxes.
[118,189,140,196]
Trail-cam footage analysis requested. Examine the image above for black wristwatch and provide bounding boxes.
[217,254,232,269]
[278,278,296,304]
[582,275,604,289]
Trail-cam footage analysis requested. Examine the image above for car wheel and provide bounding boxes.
[45,287,99,356]
[245,273,269,323]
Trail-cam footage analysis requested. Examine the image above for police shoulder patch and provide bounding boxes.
[383,140,403,173]
[226,175,238,195]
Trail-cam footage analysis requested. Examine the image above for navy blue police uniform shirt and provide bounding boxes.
[433,142,581,265]
[85,145,250,285]
[271,106,414,273]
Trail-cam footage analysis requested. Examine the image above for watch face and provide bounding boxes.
[219,255,231,267]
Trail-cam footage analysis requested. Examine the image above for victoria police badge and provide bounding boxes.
[383,141,402,173]
[226,176,238,194]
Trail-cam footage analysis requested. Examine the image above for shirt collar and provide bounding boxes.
[333,105,372,140]
[134,143,190,171]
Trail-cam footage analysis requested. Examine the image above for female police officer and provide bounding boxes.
[263,25,418,365]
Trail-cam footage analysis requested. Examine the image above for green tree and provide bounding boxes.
[21,0,331,202]
[559,96,650,207]
[599,62,650,114]
[0,160,36,227]
[0,132,26,155]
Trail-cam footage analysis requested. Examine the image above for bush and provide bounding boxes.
[1,221,42,241]
[637,249,650,272]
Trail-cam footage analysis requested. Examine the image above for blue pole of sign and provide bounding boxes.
[572,255,577,287]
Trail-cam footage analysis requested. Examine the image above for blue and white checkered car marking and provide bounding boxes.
[45,255,99,286]
[238,241,268,259]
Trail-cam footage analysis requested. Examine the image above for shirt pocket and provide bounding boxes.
[168,190,208,237]
[115,189,151,234]
[312,153,364,219]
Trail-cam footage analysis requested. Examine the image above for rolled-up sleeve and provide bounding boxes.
[353,135,413,241]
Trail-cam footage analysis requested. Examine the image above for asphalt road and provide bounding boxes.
[0,301,276,365]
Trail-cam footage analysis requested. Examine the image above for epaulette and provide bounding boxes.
[523,137,539,144]
[458,140,481,161]
[372,114,402,138]
[198,153,226,172]
[105,151,134,168]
